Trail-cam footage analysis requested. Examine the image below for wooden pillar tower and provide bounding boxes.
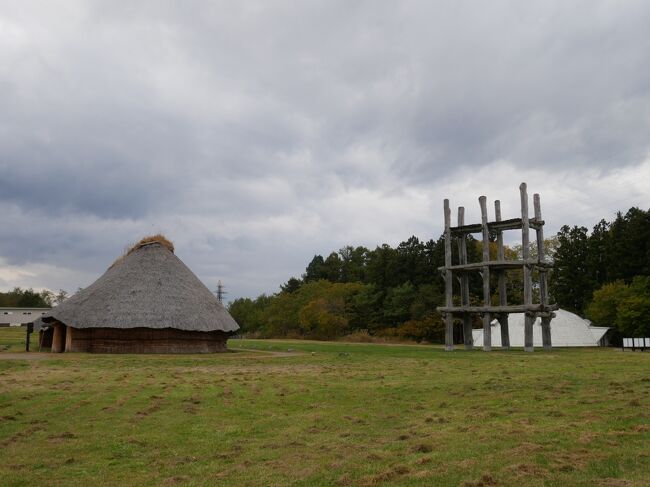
[437,183,556,351]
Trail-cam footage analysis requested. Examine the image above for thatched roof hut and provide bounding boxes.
[37,235,239,353]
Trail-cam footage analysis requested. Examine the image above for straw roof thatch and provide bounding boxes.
[39,236,239,333]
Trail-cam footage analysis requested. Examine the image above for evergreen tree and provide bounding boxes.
[587,219,610,287]
[605,208,650,282]
[280,277,303,294]
[303,255,327,282]
[395,236,427,286]
[365,244,399,290]
[322,252,343,282]
[550,225,592,313]
[339,245,369,283]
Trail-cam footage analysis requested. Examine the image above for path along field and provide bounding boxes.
[1,327,649,486]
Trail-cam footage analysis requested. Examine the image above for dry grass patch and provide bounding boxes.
[461,473,499,487]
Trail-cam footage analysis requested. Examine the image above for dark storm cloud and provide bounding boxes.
[1,1,649,298]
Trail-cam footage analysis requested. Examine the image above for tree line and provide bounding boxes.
[229,234,533,341]
[551,207,650,337]
[230,236,452,341]
[229,206,649,342]
[0,288,70,308]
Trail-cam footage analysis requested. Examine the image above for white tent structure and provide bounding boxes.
[472,309,610,348]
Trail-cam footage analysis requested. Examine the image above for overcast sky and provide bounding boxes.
[1,1,649,301]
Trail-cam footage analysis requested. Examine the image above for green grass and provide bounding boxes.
[0,326,29,352]
[1,328,649,486]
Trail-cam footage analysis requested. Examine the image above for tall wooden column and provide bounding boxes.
[494,200,510,350]
[520,183,534,352]
[65,326,74,352]
[534,194,552,351]
[443,199,454,351]
[457,207,473,350]
[479,196,491,351]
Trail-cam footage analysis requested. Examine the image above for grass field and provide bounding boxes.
[0,326,29,352]
[1,327,649,486]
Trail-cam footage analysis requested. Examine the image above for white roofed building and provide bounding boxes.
[472,309,611,348]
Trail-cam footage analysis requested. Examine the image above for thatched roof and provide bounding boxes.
[38,237,239,333]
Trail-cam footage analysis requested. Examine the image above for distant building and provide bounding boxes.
[34,235,239,353]
[1,308,51,327]
[472,309,611,348]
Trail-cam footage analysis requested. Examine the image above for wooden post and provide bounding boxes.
[520,183,534,352]
[65,325,73,352]
[25,323,32,352]
[479,196,491,351]
[444,199,454,351]
[457,207,473,350]
[495,200,510,350]
[534,193,552,351]
[541,316,552,350]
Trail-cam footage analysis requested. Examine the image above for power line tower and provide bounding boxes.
[214,280,227,304]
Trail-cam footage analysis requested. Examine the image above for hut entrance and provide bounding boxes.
[51,324,67,353]
[39,327,53,350]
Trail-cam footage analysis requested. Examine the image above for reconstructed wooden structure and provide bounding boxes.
[437,183,557,352]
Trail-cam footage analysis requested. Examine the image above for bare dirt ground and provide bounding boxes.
[0,349,302,360]
[0,352,55,360]
[236,348,304,357]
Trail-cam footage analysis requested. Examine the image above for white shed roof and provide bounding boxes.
[588,326,610,343]
[472,309,610,348]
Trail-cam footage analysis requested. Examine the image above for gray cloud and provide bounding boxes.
[1,1,649,299]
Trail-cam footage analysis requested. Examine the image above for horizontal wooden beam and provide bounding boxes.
[437,303,559,314]
[450,217,544,235]
[438,259,553,272]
